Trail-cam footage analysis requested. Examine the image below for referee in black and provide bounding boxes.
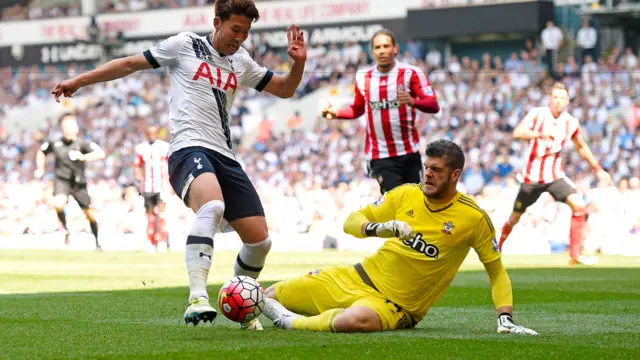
[35,114,106,251]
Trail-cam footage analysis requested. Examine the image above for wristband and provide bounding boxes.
[364,223,379,237]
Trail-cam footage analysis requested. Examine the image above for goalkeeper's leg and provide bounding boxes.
[264,274,414,333]
[264,288,389,333]
[267,302,381,333]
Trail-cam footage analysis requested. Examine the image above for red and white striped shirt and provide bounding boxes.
[135,140,169,193]
[336,61,439,161]
[517,107,581,184]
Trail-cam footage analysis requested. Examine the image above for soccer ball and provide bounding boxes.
[217,275,265,323]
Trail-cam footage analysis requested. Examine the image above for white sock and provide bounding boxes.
[185,200,224,302]
[263,297,300,329]
[282,316,297,330]
[234,237,272,279]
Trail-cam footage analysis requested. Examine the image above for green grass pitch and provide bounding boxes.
[1,250,639,359]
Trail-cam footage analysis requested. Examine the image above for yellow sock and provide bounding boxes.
[291,308,345,332]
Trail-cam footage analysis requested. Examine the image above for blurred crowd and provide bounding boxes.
[1,0,81,21]
[1,0,299,21]
[1,35,639,252]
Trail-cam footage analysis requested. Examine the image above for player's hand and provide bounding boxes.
[367,221,414,240]
[68,150,85,162]
[286,24,306,63]
[52,79,80,103]
[596,169,613,186]
[497,313,538,336]
[322,103,338,120]
[34,168,45,179]
[397,90,414,107]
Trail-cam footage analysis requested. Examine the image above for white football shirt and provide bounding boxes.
[144,32,273,159]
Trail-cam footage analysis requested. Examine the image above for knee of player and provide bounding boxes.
[263,284,278,300]
[572,202,586,214]
[54,197,67,210]
[334,311,381,333]
[197,200,225,221]
[83,209,96,221]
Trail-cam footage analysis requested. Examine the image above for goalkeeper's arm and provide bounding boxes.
[484,258,538,335]
[483,258,514,314]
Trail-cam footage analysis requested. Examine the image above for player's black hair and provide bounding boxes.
[370,28,397,48]
[215,0,260,23]
[425,139,465,171]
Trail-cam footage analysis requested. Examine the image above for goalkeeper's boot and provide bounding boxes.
[240,317,264,331]
[184,296,217,326]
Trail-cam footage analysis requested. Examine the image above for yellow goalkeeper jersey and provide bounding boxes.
[359,184,500,322]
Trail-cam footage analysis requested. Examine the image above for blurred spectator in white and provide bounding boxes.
[425,45,441,68]
[541,20,563,75]
[576,19,597,66]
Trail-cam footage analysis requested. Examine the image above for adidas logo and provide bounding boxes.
[405,210,414,218]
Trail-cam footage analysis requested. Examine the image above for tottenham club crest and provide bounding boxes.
[441,221,455,235]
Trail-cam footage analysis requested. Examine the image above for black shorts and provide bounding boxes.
[513,177,578,212]
[142,192,162,210]
[168,146,264,222]
[53,178,91,209]
[367,152,423,194]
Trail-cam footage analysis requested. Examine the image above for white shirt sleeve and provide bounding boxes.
[144,34,188,68]
[239,52,273,92]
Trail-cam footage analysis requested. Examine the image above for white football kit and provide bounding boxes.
[144,32,273,159]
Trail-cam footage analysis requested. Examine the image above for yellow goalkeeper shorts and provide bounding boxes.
[274,265,415,331]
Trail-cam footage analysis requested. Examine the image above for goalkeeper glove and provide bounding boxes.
[497,313,538,335]
[364,221,414,241]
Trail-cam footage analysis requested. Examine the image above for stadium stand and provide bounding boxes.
[1,5,639,254]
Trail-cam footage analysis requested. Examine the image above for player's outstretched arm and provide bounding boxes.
[263,25,306,99]
[572,133,612,185]
[470,213,537,335]
[483,258,538,335]
[52,54,153,103]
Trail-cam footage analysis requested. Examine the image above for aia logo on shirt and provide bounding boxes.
[192,62,238,94]
[402,233,440,259]
[369,99,400,110]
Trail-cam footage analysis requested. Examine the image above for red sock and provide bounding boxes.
[569,213,586,260]
[146,213,157,245]
[499,222,513,251]
[157,216,167,244]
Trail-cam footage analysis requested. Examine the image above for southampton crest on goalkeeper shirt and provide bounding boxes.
[441,221,455,235]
